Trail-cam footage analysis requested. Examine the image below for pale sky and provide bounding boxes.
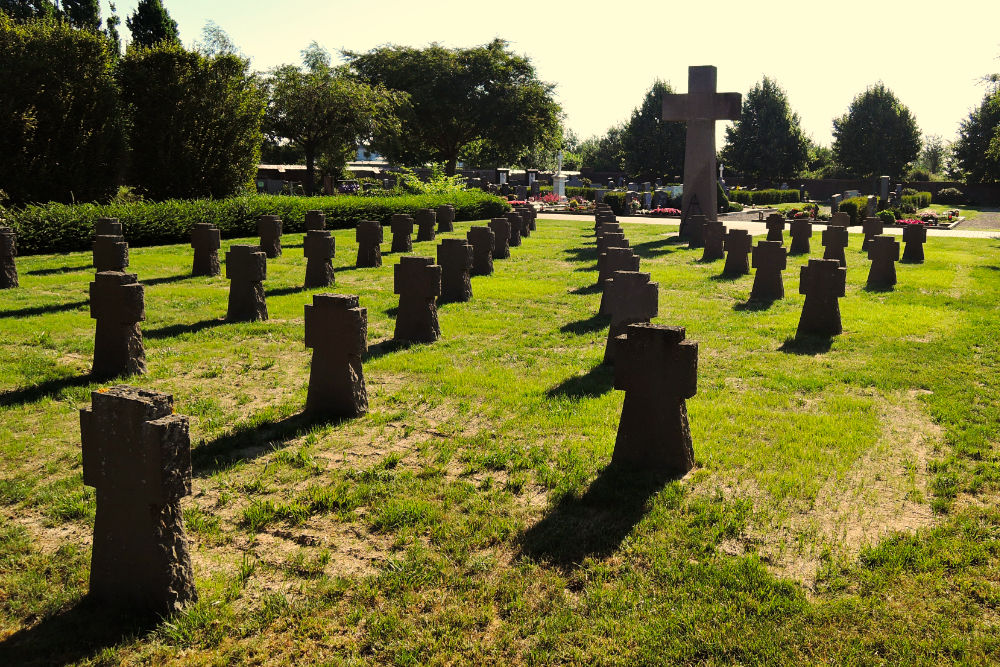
[103,0,1000,148]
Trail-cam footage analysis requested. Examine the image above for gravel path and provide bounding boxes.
[955,208,1000,231]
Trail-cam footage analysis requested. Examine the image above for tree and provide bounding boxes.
[579,125,626,172]
[952,89,1000,183]
[125,0,177,48]
[832,83,920,179]
[265,43,399,194]
[721,76,807,181]
[345,39,561,175]
[61,0,99,30]
[621,80,685,181]
[118,40,266,199]
[918,133,946,174]
[0,0,57,21]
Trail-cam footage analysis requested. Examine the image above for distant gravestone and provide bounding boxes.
[467,226,495,276]
[765,213,785,243]
[305,210,326,231]
[390,214,414,253]
[257,215,282,258]
[830,194,843,214]
[355,220,383,268]
[686,214,707,249]
[304,230,335,288]
[829,212,850,227]
[190,223,221,277]
[611,323,697,473]
[723,229,752,276]
[94,218,128,272]
[514,208,531,238]
[865,195,877,218]
[436,204,455,233]
[866,235,900,290]
[225,244,267,322]
[821,226,849,267]
[81,385,196,615]
[506,212,523,247]
[879,176,890,205]
[415,208,437,242]
[789,219,812,255]
[594,188,606,203]
[604,270,658,364]
[393,256,442,343]
[90,271,146,379]
[0,226,18,288]
[597,233,629,282]
[901,224,926,263]
[516,185,528,200]
[304,294,368,416]
[437,238,474,303]
[797,258,847,337]
[488,218,511,259]
[861,216,884,252]
[516,205,536,233]
[530,181,540,197]
[701,220,726,261]
[750,240,786,301]
[599,248,640,314]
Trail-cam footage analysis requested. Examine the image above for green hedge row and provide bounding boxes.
[901,191,932,209]
[538,186,598,200]
[603,192,628,215]
[837,196,870,225]
[727,189,802,205]
[4,192,510,256]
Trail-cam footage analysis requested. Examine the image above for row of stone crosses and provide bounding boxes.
[1,204,540,617]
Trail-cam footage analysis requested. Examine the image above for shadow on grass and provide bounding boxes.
[0,372,94,408]
[545,363,613,399]
[25,264,91,276]
[383,306,398,318]
[559,313,609,335]
[365,337,410,361]
[572,263,599,273]
[0,299,88,319]
[568,283,602,295]
[0,596,156,666]
[710,271,745,282]
[143,274,191,287]
[563,247,597,263]
[143,318,227,340]
[267,285,309,297]
[779,334,834,355]
[518,463,676,568]
[863,284,895,293]
[631,236,683,259]
[733,298,777,312]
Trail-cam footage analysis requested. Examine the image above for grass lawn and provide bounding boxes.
[1,217,999,664]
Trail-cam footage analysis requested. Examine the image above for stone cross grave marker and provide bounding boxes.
[467,226,495,276]
[304,293,368,416]
[90,271,146,379]
[723,228,752,276]
[225,244,267,322]
[415,208,437,242]
[866,195,877,218]
[257,215,282,258]
[437,238,474,303]
[596,221,623,243]
[304,230,335,288]
[488,218,511,259]
[94,218,128,272]
[506,212,523,247]
[604,270,658,364]
[829,212,850,227]
[750,240,787,301]
[356,220,383,268]
[662,66,741,226]
[80,385,196,615]
[436,205,455,233]
[516,205,535,234]
[861,216,884,252]
[597,232,629,284]
[901,224,926,263]
[701,219,726,261]
[599,248,640,314]
[821,226,849,267]
[789,219,812,255]
[305,210,326,231]
[866,235,900,290]
[686,214,707,249]
[190,222,221,277]
[390,214,414,253]
[612,323,697,473]
[393,256,442,343]
[797,258,847,337]
[0,226,18,288]
[830,194,843,214]
[765,213,785,243]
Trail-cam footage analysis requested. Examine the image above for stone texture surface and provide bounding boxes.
[90,271,146,379]
[866,234,900,290]
[765,214,785,243]
[797,258,847,337]
[789,219,812,255]
[488,218,510,259]
[861,216,884,252]
[612,323,698,473]
[604,271,658,364]
[80,385,196,615]
[415,208,437,242]
[304,230,336,288]
[750,240,787,301]
[514,206,531,237]
[190,223,221,277]
[599,248,641,314]
[393,256,441,343]
[356,220,383,268]
[93,218,129,272]
[467,226,495,276]
[225,244,267,322]
[304,294,368,416]
[901,224,927,263]
[723,229,752,276]
[701,219,726,261]
[390,214,414,253]
[257,215,282,258]
[437,238,474,303]
[829,212,850,227]
[822,226,849,267]
[517,205,537,231]
[686,214,707,249]
[506,212,523,247]
[435,205,455,233]
[0,226,18,288]
[305,210,326,231]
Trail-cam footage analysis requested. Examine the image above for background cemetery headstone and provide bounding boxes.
[304,294,368,417]
[798,258,847,337]
[305,210,326,231]
[901,224,927,263]
[723,229,752,276]
[789,219,812,255]
[467,226,495,276]
[862,216,884,252]
[599,248,641,314]
[750,241,787,302]
[701,220,726,261]
[390,214,414,253]
[488,218,511,259]
[90,271,146,379]
[506,212,523,247]
[93,218,129,272]
[226,244,268,322]
[0,226,18,288]
[356,220,383,268]
[822,226,849,267]
[604,270,658,364]
[190,223,221,277]
[304,230,336,288]
[257,215,282,258]
[393,256,442,343]
[765,214,785,244]
[866,235,900,290]
[436,204,455,233]
[415,208,437,242]
[437,238,474,303]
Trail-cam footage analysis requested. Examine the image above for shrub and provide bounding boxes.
[604,192,628,215]
[901,191,931,209]
[727,189,801,205]
[538,186,597,200]
[934,187,966,205]
[728,202,744,212]
[717,183,730,213]
[837,196,869,225]
[877,209,896,226]
[907,168,931,181]
[6,192,509,255]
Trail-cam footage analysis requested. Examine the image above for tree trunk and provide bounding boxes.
[445,154,458,177]
[305,147,316,196]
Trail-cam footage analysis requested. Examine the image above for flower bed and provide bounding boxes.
[648,207,681,217]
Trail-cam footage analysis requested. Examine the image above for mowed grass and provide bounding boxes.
[1,217,1000,664]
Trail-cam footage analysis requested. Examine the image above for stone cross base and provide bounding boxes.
[488,219,510,259]
[305,294,368,416]
[356,220,383,268]
[415,209,437,242]
[467,226,495,276]
[257,215,282,258]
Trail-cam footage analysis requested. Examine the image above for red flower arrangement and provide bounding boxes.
[649,207,681,216]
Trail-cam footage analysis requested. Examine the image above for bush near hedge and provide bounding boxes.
[4,192,510,256]
[901,191,932,209]
[727,189,801,205]
[837,196,869,225]
[934,188,966,205]
[539,186,597,200]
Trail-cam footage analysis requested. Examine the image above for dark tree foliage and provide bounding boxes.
[346,39,561,175]
[0,15,123,204]
[0,0,57,21]
[622,80,685,181]
[125,0,178,48]
[579,125,626,172]
[61,0,99,30]
[721,76,808,181]
[118,42,266,199]
[832,83,921,179]
[953,90,1000,183]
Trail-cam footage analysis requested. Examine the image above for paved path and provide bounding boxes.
[540,213,1000,240]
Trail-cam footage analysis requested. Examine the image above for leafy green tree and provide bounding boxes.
[917,133,946,175]
[265,43,400,194]
[61,0,99,30]
[346,39,561,175]
[125,0,178,48]
[0,14,123,203]
[579,125,626,172]
[0,0,57,21]
[621,79,685,181]
[104,1,120,54]
[952,90,1000,183]
[118,40,266,199]
[721,76,807,181]
[832,83,920,178]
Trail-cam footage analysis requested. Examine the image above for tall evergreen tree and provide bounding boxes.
[621,80,685,181]
[61,0,100,30]
[0,0,57,21]
[952,89,1000,183]
[832,83,920,179]
[721,76,808,181]
[125,0,178,48]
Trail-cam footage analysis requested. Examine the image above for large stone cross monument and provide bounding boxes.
[662,66,741,226]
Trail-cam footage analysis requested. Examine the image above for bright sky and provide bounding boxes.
[103,0,1000,147]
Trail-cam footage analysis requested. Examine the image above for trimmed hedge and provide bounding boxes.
[727,189,801,205]
[539,186,597,200]
[901,191,932,209]
[5,192,510,255]
[934,187,966,205]
[604,192,628,215]
[837,196,869,225]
